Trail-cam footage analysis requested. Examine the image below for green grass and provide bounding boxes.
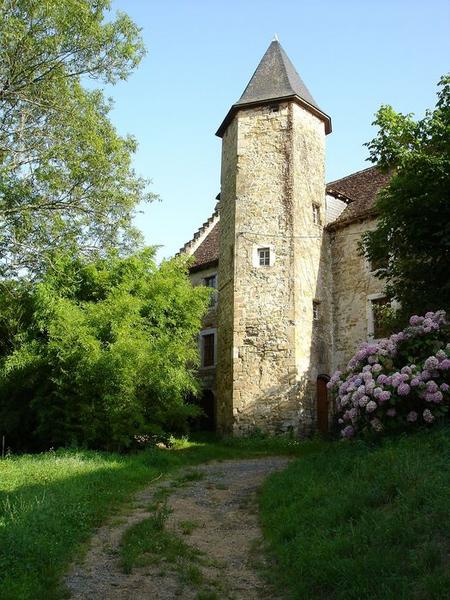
[179,519,201,535]
[120,505,202,575]
[0,433,301,600]
[260,426,450,600]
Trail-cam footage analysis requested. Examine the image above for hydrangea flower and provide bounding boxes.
[341,425,354,438]
[366,401,377,413]
[421,370,431,381]
[378,391,391,402]
[329,311,449,438]
[423,409,434,423]
[426,381,439,393]
[397,383,410,396]
[424,356,439,370]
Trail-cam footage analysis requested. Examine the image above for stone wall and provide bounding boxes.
[330,217,386,371]
[217,101,330,435]
[190,264,218,395]
[291,104,332,433]
[216,117,238,433]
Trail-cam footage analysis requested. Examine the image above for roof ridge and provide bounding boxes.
[178,203,219,256]
[326,164,379,187]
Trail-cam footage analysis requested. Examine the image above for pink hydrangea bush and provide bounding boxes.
[328,311,450,438]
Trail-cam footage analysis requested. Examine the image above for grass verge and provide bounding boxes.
[0,433,302,600]
[260,426,450,600]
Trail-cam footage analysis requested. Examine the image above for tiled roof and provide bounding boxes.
[326,166,391,227]
[190,220,220,271]
[216,41,331,137]
[236,40,320,111]
[184,166,390,271]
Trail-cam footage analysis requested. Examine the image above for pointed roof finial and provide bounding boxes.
[216,39,332,137]
[273,33,279,42]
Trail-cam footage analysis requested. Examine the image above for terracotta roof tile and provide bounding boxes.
[190,221,220,271]
[326,166,390,227]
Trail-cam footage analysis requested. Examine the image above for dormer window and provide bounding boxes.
[258,247,271,266]
[312,204,321,225]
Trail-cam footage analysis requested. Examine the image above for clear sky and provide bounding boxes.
[106,0,450,261]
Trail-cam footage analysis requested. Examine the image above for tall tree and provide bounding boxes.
[0,250,210,451]
[362,75,450,322]
[0,0,151,278]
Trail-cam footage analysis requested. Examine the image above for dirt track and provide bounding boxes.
[65,457,289,599]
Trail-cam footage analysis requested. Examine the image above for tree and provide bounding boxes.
[0,250,210,451]
[361,75,450,323]
[0,0,151,278]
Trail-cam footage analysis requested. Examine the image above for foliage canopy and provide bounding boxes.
[361,75,450,322]
[0,0,151,278]
[0,251,210,451]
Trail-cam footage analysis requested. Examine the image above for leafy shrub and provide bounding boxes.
[328,311,450,438]
[0,250,210,451]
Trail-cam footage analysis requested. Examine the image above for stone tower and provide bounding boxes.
[216,40,332,435]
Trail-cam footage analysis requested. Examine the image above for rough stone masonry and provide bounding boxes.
[181,40,387,435]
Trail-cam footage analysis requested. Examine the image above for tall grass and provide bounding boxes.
[260,427,450,600]
[0,435,300,600]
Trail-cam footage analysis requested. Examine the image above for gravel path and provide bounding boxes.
[65,457,289,599]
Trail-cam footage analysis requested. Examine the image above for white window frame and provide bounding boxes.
[367,295,401,340]
[199,328,217,369]
[367,293,387,340]
[252,244,276,268]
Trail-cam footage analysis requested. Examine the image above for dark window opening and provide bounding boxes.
[204,274,218,307]
[203,274,217,288]
[371,297,390,339]
[194,389,216,431]
[202,333,215,367]
[313,301,320,321]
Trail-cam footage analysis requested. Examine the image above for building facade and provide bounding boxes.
[180,41,390,435]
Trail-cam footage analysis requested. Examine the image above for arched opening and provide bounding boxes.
[316,375,330,434]
[196,389,216,432]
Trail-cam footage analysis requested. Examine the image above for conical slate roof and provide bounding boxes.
[216,40,331,137]
[236,40,319,109]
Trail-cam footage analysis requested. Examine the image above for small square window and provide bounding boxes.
[258,247,271,267]
[313,301,320,321]
[312,204,321,225]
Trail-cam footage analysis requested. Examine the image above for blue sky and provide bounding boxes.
[106,0,450,260]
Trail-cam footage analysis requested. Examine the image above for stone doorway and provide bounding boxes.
[197,389,216,431]
[316,375,330,434]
